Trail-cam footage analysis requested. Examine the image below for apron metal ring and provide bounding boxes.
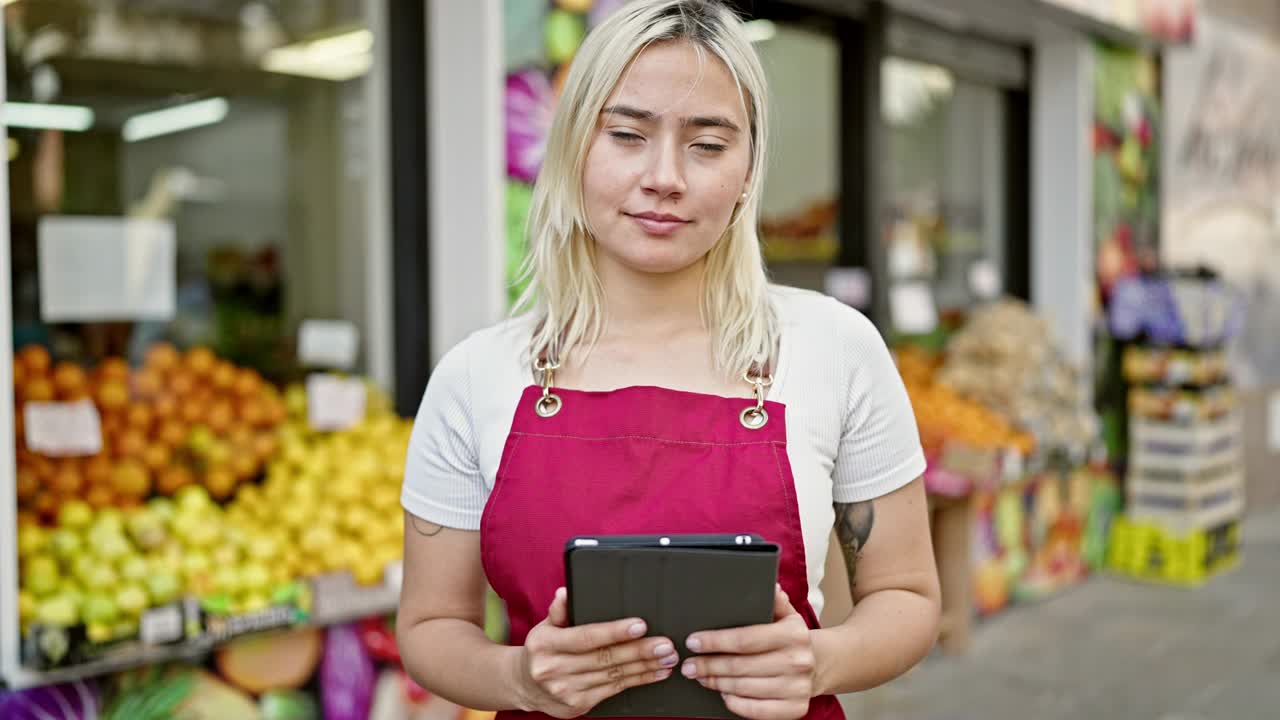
[739,406,768,429]
[535,393,562,418]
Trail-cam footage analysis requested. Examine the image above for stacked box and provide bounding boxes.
[1107,516,1241,586]
[1115,344,1244,584]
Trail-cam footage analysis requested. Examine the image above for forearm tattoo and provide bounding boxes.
[833,501,875,592]
[410,516,444,537]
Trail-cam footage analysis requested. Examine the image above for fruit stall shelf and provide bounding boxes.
[2,564,404,691]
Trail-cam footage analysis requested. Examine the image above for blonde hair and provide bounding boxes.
[512,0,777,380]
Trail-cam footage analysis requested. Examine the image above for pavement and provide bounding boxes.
[837,505,1280,720]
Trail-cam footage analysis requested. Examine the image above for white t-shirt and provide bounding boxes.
[401,285,927,617]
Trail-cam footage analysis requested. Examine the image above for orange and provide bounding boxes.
[207,400,235,435]
[169,370,196,399]
[50,460,84,495]
[12,361,26,388]
[156,465,196,495]
[84,454,113,486]
[185,347,217,377]
[204,468,237,500]
[17,345,51,375]
[145,343,180,373]
[96,380,129,412]
[252,433,278,463]
[131,369,164,400]
[237,399,266,428]
[141,442,172,473]
[211,362,236,392]
[180,399,209,426]
[230,453,258,482]
[114,428,147,459]
[157,420,189,450]
[85,485,116,509]
[97,357,131,383]
[233,369,262,398]
[15,467,38,502]
[52,362,89,400]
[152,395,179,422]
[23,377,55,403]
[33,490,59,521]
[126,404,154,432]
[110,459,151,498]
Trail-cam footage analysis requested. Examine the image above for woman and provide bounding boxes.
[397,2,940,719]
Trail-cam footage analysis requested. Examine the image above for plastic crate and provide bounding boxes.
[1107,515,1241,586]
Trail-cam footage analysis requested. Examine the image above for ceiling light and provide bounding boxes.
[4,102,94,131]
[742,19,777,43]
[262,28,373,81]
[123,97,229,142]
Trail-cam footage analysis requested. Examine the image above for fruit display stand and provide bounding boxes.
[0,340,458,720]
[896,300,1117,644]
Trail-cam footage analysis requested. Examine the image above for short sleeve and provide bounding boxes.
[400,337,488,530]
[830,303,927,503]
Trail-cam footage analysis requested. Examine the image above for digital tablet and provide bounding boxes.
[564,534,780,719]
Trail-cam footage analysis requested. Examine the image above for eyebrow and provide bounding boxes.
[601,104,741,132]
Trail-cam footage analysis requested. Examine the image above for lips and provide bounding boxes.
[625,211,690,237]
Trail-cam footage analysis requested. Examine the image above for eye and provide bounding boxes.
[692,143,727,154]
[607,130,643,145]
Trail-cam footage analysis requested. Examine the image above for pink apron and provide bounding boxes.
[480,363,846,720]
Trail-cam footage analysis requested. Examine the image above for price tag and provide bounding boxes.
[968,260,1002,300]
[889,282,938,335]
[384,560,404,593]
[38,216,176,322]
[23,400,103,456]
[306,374,367,431]
[298,319,360,369]
[140,605,183,645]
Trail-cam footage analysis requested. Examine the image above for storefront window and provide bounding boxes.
[5,0,404,677]
[883,57,1009,327]
[754,20,840,292]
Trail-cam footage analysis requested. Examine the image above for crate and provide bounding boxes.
[1128,414,1241,476]
[1127,471,1243,517]
[1107,515,1241,586]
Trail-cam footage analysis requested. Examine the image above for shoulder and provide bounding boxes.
[769,284,884,354]
[432,314,535,380]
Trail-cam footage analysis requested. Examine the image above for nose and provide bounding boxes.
[640,138,686,200]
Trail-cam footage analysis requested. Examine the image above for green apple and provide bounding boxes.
[17,525,49,559]
[146,497,176,524]
[37,594,80,627]
[84,562,120,593]
[146,572,182,605]
[115,584,149,616]
[23,555,61,597]
[120,555,150,583]
[127,510,168,550]
[81,593,120,626]
[49,529,84,564]
[57,501,94,531]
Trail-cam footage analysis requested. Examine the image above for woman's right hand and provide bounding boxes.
[513,587,679,718]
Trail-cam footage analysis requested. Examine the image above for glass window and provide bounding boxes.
[882,57,1008,321]
[5,0,403,668]
[754,20,840,292]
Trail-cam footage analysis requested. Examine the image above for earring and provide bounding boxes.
[740,192,748,201]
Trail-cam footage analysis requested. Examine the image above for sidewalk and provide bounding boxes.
[838,505,1280,720]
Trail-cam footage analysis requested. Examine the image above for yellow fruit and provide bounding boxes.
[352,558,385,587]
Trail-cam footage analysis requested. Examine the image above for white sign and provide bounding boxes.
[1269,390,1280,453]
[889,282,939,335]
[140,606,183,645]
[298,319,360,369]
[824,267,872,309]
[306,374,366,431]
[38,216,175,322]
[968,260,1002,300]
[24,400,103,456]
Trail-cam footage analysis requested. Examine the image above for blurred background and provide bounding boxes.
[0,0,1277,718]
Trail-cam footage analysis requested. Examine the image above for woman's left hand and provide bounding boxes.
[680,585,817,720]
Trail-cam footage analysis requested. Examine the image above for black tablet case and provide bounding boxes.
[566,538,780,719]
